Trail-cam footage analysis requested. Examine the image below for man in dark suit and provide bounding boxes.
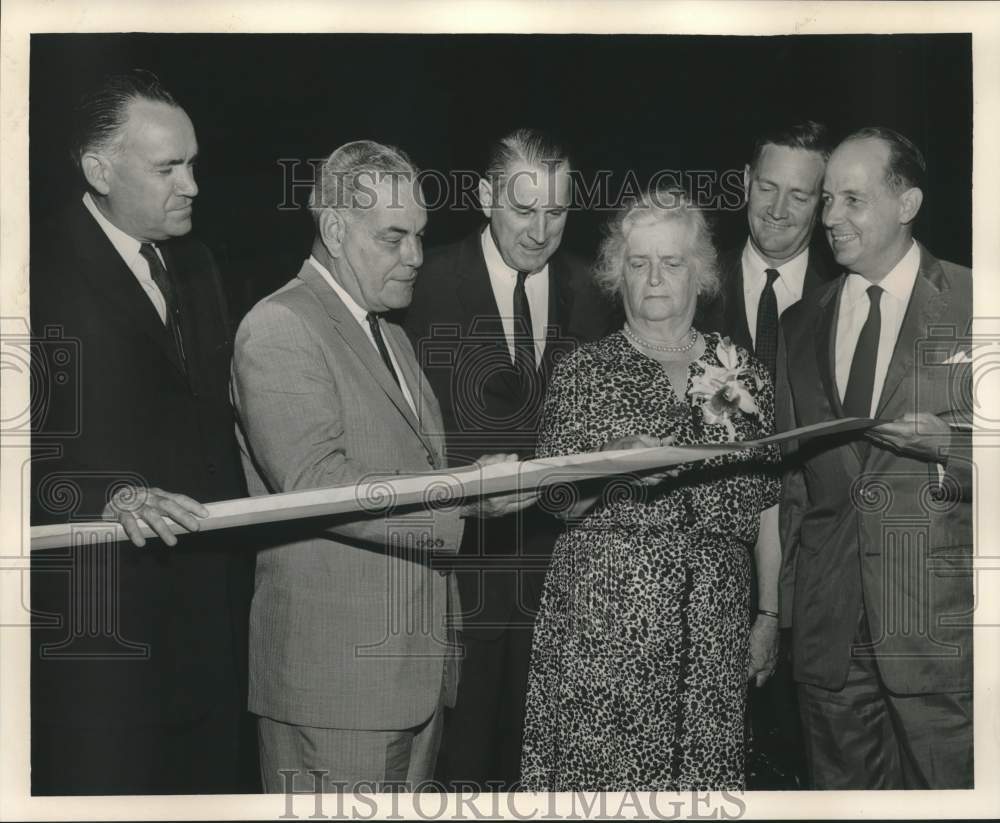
[30,70,255,794]
[701,120,836,370]
[777,127,972,788]
[403,129,612,788]
[699,121,836,788]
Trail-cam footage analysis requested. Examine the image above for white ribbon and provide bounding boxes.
[29,417,878,551]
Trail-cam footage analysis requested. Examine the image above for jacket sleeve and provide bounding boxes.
[942,437,973,502]
[231,299,463,552]
[775,325,806,629]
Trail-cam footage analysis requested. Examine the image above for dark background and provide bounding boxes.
[30,33,972,321]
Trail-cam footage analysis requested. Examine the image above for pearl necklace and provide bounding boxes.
[623,324,698,353]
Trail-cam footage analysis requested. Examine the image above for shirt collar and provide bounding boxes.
[481,225,548,280]
[307,255,370,325]
[742,239,810,293]
[82,191,145,273]
[844,239,920,305]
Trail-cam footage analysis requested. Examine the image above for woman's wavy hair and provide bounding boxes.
[593,186,719,304]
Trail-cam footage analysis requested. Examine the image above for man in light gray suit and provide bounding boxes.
[231,140,529,792]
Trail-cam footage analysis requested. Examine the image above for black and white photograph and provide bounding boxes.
[2,1,998,820]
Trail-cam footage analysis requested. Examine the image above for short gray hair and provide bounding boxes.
[309,140,419,226]
[593,188,719,302]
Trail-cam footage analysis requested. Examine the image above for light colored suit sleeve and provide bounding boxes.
[232,298,463,551]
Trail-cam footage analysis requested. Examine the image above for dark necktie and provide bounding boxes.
[512,270,536,380]
[139,242,186,370]
[366,311,401,387]
[754,267,780,379]
[843,284,884,419]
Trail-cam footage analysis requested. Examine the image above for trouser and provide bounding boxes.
[797,612,973,789]
[258,710,444,793]
[437,625,534,790]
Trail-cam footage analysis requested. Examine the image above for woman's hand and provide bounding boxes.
[461,453,538,518]
[748,613,779,687]
[750,505,781,685]
[600,434,680,485]
[600,434,664,452]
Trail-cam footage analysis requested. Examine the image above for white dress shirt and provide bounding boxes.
[834,240,921,416]
[83,192,169,324]
[741,241,810,347]
[481,226,549,367]
[307,255,417,416]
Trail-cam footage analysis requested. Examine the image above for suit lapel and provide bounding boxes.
[70,202,188,380]
[456,229,504,331]
[456,229,522,395]
[540,251,576,382]
[160,240,200,380]
[803,249,823,295]
[875,244,950,418]
[814,276,870,469]
[815,276,846,419]
[386,323,446,467]
[299,264,436,458]
[720,248,753,350]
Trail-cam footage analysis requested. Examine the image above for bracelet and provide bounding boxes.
[757,609,779,619]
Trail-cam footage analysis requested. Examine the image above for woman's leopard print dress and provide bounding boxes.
[520,330,781,791]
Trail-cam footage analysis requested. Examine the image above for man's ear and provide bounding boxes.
[898,186,924,225]
[743,163,752,203]
[319,209,346,256]
[81,152,112,196]
[478,177,495,220]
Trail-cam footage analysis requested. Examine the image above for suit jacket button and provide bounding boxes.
[207,461,217,474]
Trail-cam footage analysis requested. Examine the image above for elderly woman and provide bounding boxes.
[520,189,781,791]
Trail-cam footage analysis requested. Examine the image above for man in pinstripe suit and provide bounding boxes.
[232,140,531,792]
